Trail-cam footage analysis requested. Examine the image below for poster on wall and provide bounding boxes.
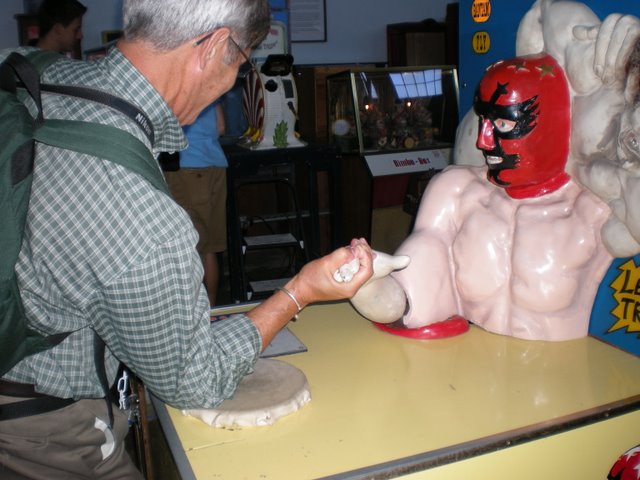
[290,0,326,42]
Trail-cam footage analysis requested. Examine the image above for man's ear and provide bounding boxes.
[52,22,66,38]
[195,28,231,70]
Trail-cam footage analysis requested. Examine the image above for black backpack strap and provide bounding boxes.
[3,51,161,191]
[35,119,169,195]
[0,278,72,377]
[1,52,45,125]
[0,396,75,421]
[40,84,155,145]
[93,332,114,428]
[23,50,155,146]
[4,51,165,193]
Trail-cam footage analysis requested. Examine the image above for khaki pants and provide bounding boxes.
[166,166,228,253]
[0,395,142,479]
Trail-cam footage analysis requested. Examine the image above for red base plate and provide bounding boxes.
[373,315,469,339]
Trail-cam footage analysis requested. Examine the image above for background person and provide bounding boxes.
[166,99,228,306]
[35,0,87,54]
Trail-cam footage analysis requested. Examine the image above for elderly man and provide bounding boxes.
[0,1,373,478]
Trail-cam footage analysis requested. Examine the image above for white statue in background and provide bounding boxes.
[456,0,640,257]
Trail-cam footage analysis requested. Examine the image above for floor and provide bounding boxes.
[219,246,305,304]
[124,403,181,479]
[147,418,181,480]
[114,370,180,479]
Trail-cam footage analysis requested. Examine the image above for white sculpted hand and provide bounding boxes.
[574,13,640,86]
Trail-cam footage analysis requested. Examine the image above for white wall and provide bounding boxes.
[81,0,123,50]
[291,0,448,65]
[1,0,25,50]
[1,0,449,64]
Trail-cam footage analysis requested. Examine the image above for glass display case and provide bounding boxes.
[326,66,459,253]
[326,65,459,154]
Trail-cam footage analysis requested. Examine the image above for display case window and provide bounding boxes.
[327,66,459,153]
[390,69,443,99]
[360,73,379,100]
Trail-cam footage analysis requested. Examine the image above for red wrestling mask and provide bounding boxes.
[473,53,570,199]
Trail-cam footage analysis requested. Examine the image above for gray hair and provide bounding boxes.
[122,0,270,52]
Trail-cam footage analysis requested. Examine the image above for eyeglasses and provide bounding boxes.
[227,35,256,78]
[194,31,256,78]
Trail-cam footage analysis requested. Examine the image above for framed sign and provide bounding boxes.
[101,30,123,44]
[290,0,326,42]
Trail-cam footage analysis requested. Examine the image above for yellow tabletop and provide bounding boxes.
[153,301,640,479]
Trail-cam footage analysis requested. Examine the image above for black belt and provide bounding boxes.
[0,379,46,397]
[0,379,76,421]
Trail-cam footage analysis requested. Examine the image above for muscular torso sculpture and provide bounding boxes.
[393,167,611,340]
[351,53,614,341]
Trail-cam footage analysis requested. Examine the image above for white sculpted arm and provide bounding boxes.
[351,168,474,327]
[516,2,640,260]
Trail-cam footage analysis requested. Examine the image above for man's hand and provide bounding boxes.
[333,249,410,284]
[248,238,374,350]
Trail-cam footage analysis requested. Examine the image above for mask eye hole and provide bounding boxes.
[493,118,516,133]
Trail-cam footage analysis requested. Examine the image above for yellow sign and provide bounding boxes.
[471,0,491,23]
[609,259,640,334]
[472,31,491,54]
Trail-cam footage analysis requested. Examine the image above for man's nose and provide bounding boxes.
[476,118,496,150]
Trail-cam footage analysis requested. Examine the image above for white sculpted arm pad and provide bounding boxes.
[350,276,408,324]
[348,251,410,324]
[515,0,545,56]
